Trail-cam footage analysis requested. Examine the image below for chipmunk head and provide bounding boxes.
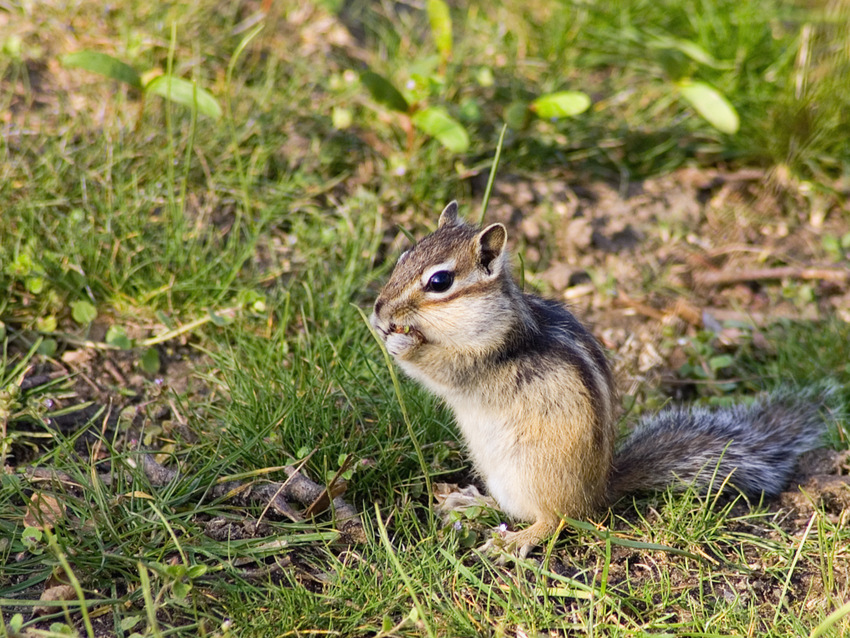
[371,201,515,357]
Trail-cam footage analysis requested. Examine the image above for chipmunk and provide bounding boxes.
[370,201,826,556]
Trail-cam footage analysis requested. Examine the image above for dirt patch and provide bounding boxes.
[462,168,849,397]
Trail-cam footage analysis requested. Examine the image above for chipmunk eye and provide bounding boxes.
[425,270,454,293]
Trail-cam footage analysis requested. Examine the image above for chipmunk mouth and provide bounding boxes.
[390,323,425,341]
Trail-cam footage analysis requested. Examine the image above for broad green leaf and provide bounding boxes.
[677,80,739,134]
[61,51,142,89]
[530,91,591,119]
[411,106,469,153]
[144,75,222,120]
[359,71,409,113]
[427,0,452,62]
[71,300,97,325]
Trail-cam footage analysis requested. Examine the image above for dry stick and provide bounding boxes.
[142,454,365,541]
[25,453,366,542]
[256,449,317,525]
[694,266,849,287]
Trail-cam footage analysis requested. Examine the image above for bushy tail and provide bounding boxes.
[608,392,828,503]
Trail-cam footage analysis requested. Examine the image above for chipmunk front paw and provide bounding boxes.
[384,324,424,358]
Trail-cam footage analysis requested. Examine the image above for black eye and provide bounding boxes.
[425,270,454,293]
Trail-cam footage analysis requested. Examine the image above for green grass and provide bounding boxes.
[2,0,850,635]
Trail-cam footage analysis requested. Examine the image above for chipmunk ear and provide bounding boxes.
[438,201,459,228]
[476,223,507,275]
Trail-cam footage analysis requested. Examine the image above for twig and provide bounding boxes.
[24,452,367,543]
[694,267,849,287]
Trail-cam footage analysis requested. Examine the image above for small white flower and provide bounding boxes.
[498,522,508,533]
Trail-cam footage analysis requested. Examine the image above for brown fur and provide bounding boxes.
[371,202,825,557]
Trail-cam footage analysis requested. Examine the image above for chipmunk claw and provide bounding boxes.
[479,519,558,562]
[478,527,537,563]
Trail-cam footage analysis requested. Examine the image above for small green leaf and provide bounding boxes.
[709,354,734,370]
[155,310,175,329]
[459,98,481,123]
[186,564,208,579]
[208,308,232,326]
[25,276,44,294]
[22,526,43,546]
[411,106,469,153]
[359,71,409,113]
[9,613,24,632]
[427,0,452,62]
[120,616,142,631]
[504,101,530,129]
[140,347,160,374]
[475,66,494,87]
[62,51,143,89]
[332,106,352,129]
[71,300,97,325]
[9,252,34,276]
[36,316,57,333]
[145,74,222,119]
[49,623,74,635]
[3,34,22,59]
[172,580,191,600]
[37,339,57,357]
[164,564,186,579]
[530,91,591,119]
[677,80,739,134]
[105,325,133,349]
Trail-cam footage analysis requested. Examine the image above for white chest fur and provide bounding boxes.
[447,394,537,521]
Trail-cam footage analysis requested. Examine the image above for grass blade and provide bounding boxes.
[479,123,507,224]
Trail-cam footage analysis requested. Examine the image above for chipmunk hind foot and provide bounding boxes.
[481,518,560,560]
